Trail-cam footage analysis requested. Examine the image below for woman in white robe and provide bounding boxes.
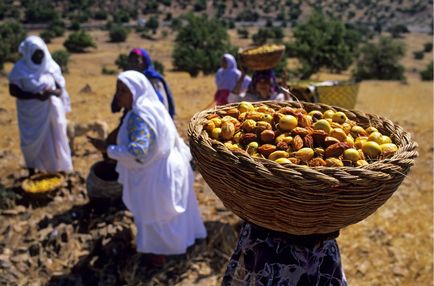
[89,70,206,266]
[8,35,72,175]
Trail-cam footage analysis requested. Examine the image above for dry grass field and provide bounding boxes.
[0,29,432,285]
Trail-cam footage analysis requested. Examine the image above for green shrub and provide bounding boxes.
[69,21,81,31]
[115,53,129,71]
[0,22,26,70]
[48,19,66,37]
[423,42,433,53]
[101,65,117,75]
[64,30,96,53]
[146,16,159,34]
[113,9,130,23]
[291,12,361,79]
[413,51,424,60]
[109,25,129,43]
[237,28,249,39]
[51,49,70,73]
[94,10,108,20]
[25,0,59,23]
[420,61,433,81]
[40,30,55,43]
[172,14,234,77]
[353,36,406,81]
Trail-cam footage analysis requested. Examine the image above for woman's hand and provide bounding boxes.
[87,136,108,153]
[41,88,62,99]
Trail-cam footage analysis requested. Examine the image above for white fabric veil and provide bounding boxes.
[9,35,71,112]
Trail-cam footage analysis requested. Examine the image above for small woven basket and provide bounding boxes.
[22,173,64,198]
[188,101,418,235]
[239,45,285,71]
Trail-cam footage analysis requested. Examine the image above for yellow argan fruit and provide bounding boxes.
[238,101,255,113]
[325,158,344,167]
[350,126,368,137]
[221,121,235,140]
[330,128,347,142]
[362,141,382,158]
[294,148,314,161]
[308,110,323,120]
[275,158,292,164]
[365,127,378,134]
[211,117,222,128]
[380,135,392,144]
[241,119,257,132]
[268,150,289,161]
[204,120,215,133]
[368,131,383,144]
[275,133,293,144]
[381,143,398,157]
[313,119,332,134]
[279,115,298,131]
[345,134,355,146]
[343,148,361,162]
[246,141,259,155]
[323,110,335,119]
[342,122,352,134]
[233,132,242,143]
[261,114,274,124]
[332,111,348,124]
[356,160,369,167]
[211,128,222,140]
[354,136,368,149]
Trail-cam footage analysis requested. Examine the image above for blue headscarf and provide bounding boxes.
[130,48,175,118]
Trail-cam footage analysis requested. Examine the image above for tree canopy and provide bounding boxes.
[291,12,361,79]
[172,14,234,77]
[0,22,26,70]
[352,36,406,81]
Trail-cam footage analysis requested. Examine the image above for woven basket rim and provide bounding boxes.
[239,44,285,55]
[189,100,417,175]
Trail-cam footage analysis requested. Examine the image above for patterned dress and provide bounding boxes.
[222,223,347,286]
[126,112,155,163]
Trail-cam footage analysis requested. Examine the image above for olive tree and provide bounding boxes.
[172,14,234,77]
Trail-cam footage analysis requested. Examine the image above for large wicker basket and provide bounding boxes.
[188,101,418,235]
[239,45,285,71]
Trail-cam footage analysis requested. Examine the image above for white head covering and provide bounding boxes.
[215,53,251,92]
[9,35,71,112]
[215,53,241,90]
[118,70,165,116]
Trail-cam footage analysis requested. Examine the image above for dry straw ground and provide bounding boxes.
[0,29,432,285]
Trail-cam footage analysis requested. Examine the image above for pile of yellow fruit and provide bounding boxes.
[24,176,63,193]
[204,102,398,167]
[241,44,284,56]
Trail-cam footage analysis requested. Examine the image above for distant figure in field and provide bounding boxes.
[8,35,72,176]
[89,71,207,267]
[214,53,251,106]
[114,48,176,119]
[228,69,287,103]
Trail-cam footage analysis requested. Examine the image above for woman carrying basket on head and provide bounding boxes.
[8,35,73,176]
[221,66,347,286]
[213,53,251,106]
[88,71,207,267]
